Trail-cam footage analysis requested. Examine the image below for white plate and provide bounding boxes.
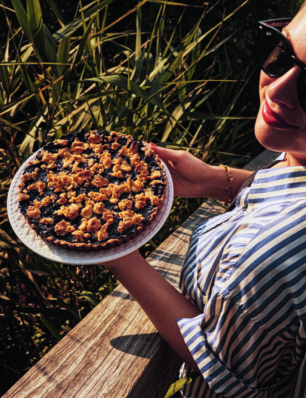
[7,152,173,265]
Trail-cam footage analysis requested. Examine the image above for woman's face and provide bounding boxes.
[255,8,306,166]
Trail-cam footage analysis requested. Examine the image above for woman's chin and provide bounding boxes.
[255,116,292,153]
[254,119,279,152]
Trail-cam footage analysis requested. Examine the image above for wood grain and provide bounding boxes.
[3,150,278,398]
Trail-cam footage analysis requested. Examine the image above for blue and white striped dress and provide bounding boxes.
[177,166,306,398]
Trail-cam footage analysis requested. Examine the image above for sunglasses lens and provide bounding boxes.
[258,25,292,76]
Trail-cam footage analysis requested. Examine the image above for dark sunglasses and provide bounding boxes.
[257,18,306,113]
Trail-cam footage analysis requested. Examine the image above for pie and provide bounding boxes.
[18,129,167,251]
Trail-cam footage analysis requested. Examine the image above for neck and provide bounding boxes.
[282,153,306,167]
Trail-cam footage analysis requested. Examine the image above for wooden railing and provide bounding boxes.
[3,150,278,398]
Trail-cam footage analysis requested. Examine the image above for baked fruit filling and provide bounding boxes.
[18,130,167,250]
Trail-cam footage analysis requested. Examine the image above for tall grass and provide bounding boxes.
[0,0,270,393]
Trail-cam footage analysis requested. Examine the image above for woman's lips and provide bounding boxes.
[262,101,296,129]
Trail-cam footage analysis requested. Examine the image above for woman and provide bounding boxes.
[104,6,306,397]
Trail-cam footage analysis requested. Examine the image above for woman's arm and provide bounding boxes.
[150,144,253,202]
[104,250,201,372]
[103,147,252,373]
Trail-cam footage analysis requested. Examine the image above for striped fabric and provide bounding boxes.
[177,166,306,398]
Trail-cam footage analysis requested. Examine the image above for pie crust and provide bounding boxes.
[18,130,167,251]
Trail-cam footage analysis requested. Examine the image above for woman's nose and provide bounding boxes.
[266,66,301,109]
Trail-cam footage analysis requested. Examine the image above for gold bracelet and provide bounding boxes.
[219,164,233,206]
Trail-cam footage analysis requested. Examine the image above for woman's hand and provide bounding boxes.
[149,144,213,198]
[150,144,253,202]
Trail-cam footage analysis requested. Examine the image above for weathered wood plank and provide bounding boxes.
[3,150,278,398]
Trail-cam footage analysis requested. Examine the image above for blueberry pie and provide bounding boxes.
[18,130,167,251]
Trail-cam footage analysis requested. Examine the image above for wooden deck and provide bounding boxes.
[3,149,279,398]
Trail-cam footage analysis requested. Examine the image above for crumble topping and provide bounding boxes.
[18,129,167,251]
[27,181,46,195]
[27,206,41,220]
[55,203,79,220]
[19,193,30,201]
[55,220,75,236]
[81,204,93,218]
[118,210,144,233]
[40,217,54,225]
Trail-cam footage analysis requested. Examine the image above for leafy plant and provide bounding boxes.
[0,0,286,393]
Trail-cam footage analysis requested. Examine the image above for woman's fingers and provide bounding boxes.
[149,143,184,164]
